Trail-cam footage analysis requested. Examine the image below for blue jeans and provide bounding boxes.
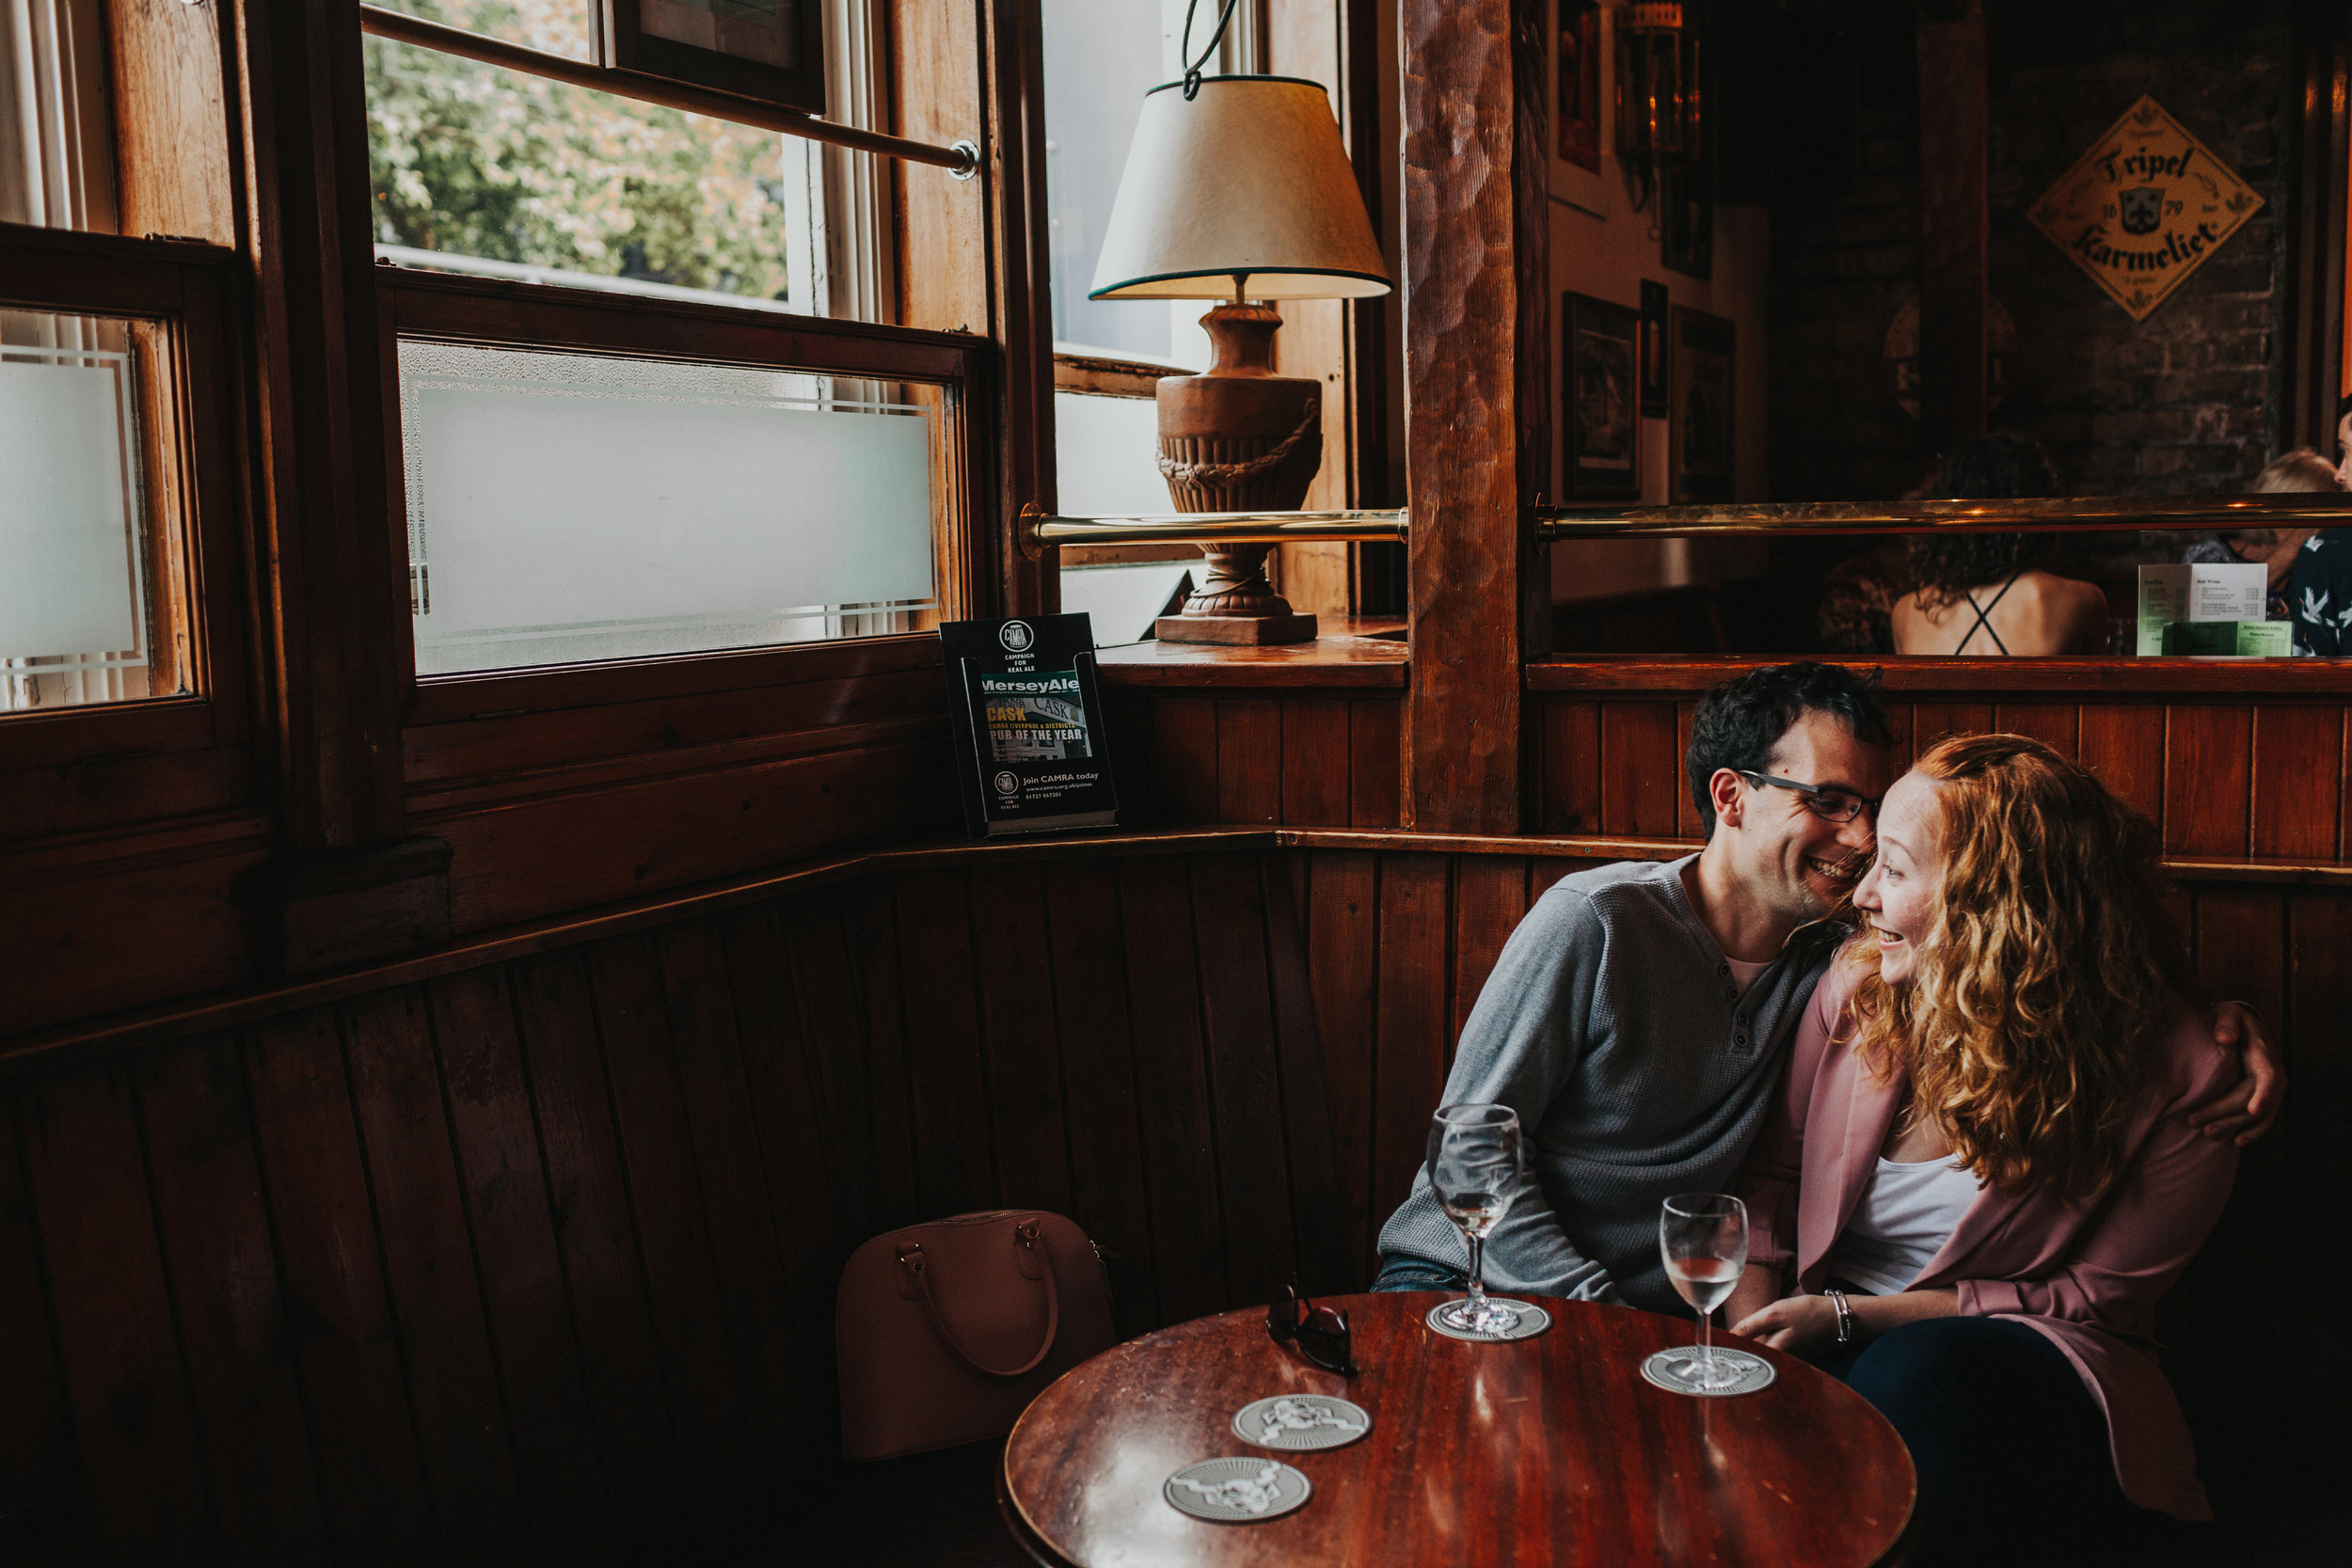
[1820,1317,2191,1567]
[1370,1257,1469,1293]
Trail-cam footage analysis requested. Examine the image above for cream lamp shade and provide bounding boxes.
[1089,75,1391,302]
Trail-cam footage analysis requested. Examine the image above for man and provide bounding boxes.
[1373,662,2281,1314]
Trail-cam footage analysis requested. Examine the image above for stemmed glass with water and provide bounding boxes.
[1652,1193,1770,1393]
[1425,1102,1525,1337]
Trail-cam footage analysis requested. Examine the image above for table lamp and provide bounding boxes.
[1089,74,1391,644]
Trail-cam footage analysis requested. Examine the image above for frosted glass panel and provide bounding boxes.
[1,312,160,712]
[400,341,935,673]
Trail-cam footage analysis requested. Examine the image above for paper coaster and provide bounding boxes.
[1640,1345,1778,1398]
[1232,1394,1372,1451]
[1162,1458,1312,1522]
[1423,1298,1551,1342]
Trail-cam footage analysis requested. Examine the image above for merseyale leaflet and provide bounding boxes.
[940,614,1118,836]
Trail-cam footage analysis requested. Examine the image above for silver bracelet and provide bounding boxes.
[1825,1288,1855,1343]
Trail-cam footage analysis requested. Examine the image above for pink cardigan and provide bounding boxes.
[1738,952,2240,1520]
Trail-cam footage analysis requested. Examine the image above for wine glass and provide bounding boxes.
[1652,1193,1767,1394]
[1425,1103,1524,1336]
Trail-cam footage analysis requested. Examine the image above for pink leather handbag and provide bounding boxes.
[835,1210,1116,1460]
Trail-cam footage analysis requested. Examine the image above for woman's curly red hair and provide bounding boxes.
[1844,732,2182,1206]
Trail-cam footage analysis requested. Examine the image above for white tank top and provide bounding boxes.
[1825,1154,1981,1296]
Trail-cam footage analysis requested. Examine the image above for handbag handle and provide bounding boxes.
[896,1219,1061,1379]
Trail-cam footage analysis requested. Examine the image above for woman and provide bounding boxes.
[2184,448,2335,625]
[1888,435,2108,656]
[1890,531,2109,656]
[1725,734,2238,1563]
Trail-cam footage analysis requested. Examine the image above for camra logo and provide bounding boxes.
[993,770,1020,795]
[998,621,1034,654]
[2029,95,2262,323]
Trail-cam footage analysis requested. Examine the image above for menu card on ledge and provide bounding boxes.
[2135,562,2268,656]
[941,614,1119,837]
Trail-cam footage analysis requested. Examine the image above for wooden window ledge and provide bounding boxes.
[1094,620,1407,689]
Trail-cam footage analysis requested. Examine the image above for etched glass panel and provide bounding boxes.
[1,310,164,711]
[399,340,935,674]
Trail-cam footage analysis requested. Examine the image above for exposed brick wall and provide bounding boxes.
[1766,0,2295,500]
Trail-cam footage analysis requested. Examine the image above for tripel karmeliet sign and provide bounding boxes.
[2028,95,2263,323]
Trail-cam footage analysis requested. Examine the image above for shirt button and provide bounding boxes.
[1734,1032,1749,1047]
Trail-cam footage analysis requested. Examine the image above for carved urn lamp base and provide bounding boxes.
[1153,299,1322,646]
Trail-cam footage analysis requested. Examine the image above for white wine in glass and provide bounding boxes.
[1426,1103,1524,1337]
[1653,1193,1769,1395]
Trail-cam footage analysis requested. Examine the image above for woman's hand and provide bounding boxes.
[1730,1294,1840,1361]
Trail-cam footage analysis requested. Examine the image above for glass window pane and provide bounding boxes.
[1041,0,1194,364]
[400,341,936,674]
[1,310,167,711]
[1053,390,1169,518]
[365,32,798,310]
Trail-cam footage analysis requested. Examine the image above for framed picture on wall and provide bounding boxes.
[603,0,826,113]
[1669,306,1735,503]
[1565,292,1641,499]
[1639,279,1669,418]
[1549,0,1611,217]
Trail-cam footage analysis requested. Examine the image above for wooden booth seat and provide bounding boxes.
[0,828,2337,1563]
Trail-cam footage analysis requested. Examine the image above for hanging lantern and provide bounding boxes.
[1616,2,1702,211]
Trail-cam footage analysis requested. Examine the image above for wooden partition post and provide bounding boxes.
[1399,0,1550,832]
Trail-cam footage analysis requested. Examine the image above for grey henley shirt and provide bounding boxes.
[1375,855,1848,1315]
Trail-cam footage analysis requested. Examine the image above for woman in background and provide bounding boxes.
[1727,735,2239,1564]
[2183,448,2334,625]
[1889,436,2109,657]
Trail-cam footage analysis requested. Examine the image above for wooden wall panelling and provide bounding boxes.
[2182,889,2290,1491]
[654,922,803,1488]
[1599,703,1682,839]
[2166,705,2255,859]
[1910,703,1994,754]
[965,864,1075,1213]
[1879,701,1914,766]
[2251,705,2344,860]
[1216,699,1285,826]
[1149,699,1221,825]
[1299,850,1381,1285]
[1039,860,1159,1335]
[1450,856,1531,1052]
[2287,890,2352,1482]
[837,878,920,1232]
[1990,702,2079,759]
[2077,704,2167,825]
[1188,854,1303,1306]
[775,894,882,1252]
[1399,0,1546,832]
[241,1009,441,1565]
[584,938,745,1516]
[1280,697,1353,827]
[1349,697,1402,827]
[426,735,948,933]
[131,1037,332,1563]
[421,970,619,1560]
[1371,854,1451,1249]
[891,870,995,1214]
[13,1065,210,1566]
[0,1094,89,1564]
[1113,854,1228,1322]
[1674,704,1699,839]
[340,987,534,1563]
[715,904,844,1462]
[1261,855,1354,1298]
[506,950,683,1544]
[1538,700,1601,834]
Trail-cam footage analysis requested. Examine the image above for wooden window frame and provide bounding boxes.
[377,266,990,727]
[0,224,252,816]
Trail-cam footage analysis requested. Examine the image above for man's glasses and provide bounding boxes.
[1266,1282,1357,1376]
[1737,770,1879,825]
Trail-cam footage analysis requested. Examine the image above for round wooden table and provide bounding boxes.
[999,1292,1915,1567]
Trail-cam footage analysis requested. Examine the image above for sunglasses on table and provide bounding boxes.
[1266,1282,1357,1377]
[1737,770,1880,825]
